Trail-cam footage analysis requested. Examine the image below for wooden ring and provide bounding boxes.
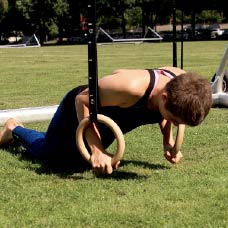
[76,114,125,165]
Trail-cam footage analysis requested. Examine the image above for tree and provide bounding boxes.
[15,0,59,43]
[1,0,227,44]
[0,0,8,22]
[53,0,70,41]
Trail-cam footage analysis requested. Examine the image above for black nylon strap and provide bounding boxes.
[88,0,98,122]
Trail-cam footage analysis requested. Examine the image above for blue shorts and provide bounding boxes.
[13,85,90,172]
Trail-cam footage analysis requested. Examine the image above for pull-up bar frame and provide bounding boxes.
[87,1,98,122]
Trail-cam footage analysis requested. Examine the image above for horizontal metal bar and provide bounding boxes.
[0,105,58,126]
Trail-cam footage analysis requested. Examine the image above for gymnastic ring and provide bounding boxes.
[173,124,185,155]
[76,114,125,166]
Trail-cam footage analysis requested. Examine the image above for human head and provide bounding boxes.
[164,72,212,126]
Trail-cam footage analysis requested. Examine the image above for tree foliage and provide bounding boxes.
[0,0,8,22]
[0,0,227,43]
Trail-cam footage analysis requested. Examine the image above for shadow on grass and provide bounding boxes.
[2,146,170,181]
[94,170,146,180]
[121,160,169,170]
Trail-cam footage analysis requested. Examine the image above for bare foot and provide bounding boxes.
[0,118,24,147]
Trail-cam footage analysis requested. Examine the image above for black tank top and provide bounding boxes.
[130,68,176,108]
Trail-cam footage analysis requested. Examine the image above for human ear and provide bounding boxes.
[161,92,168,103]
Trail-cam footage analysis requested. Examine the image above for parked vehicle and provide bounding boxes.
[183,24,211,40]
[219,29,228,39]
[159,30,189,41]
[209,24,224,38]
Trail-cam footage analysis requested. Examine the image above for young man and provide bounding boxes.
[0,67,212,174]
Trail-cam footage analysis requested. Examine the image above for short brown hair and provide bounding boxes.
[165,72,212,126]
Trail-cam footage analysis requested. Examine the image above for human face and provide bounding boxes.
[159,93,185,126]
[162,109,185,126]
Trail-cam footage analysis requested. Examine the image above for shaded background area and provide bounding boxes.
[0,0,228,45]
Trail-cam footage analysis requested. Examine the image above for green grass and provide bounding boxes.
[0,41,228,227]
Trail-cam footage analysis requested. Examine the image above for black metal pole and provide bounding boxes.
[180,9,184,69]
[87,0,98,122]
[172,0,177,67]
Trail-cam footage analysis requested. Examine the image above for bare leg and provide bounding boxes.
[0,118,24,147]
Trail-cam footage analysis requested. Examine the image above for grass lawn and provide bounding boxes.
[0,41,227,227]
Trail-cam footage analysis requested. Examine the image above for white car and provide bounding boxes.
[210,24,224,38]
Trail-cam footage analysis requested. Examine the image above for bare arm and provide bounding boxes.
[159,119,175,149]
[75,89,115,174]
[159,119,183,164]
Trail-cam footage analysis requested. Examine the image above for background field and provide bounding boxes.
[0,41,227,227]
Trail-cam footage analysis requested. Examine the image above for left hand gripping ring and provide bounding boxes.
[76,114,125,165]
